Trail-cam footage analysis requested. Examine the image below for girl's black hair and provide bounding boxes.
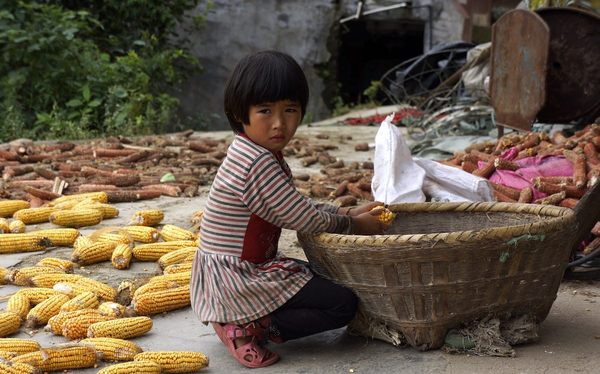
[224,50,309,133]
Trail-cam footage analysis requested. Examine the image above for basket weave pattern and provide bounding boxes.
[298,202,577,350]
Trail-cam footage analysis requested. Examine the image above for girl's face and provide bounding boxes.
[243,100,301,153]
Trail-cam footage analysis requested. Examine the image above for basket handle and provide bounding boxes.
[572,180,600,250]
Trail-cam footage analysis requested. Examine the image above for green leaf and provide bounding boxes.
[160,172,176,183]
[82,84,91,101]
[113,86,128,98]
[88,99,102,108]
[133,40,146,47]
[66,99,83,107]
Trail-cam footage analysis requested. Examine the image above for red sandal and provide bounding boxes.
[212,322,280,368]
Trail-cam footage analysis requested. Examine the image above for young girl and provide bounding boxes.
[190,50,387,368]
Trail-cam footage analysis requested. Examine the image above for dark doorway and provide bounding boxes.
[338,18,424,105]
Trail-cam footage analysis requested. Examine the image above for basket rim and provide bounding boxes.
[300,201,576,247]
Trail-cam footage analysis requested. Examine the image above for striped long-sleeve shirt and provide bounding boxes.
[190,135,351,324]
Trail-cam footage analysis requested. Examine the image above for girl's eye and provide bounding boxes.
[285,108,298,113]
[258,109,271,114]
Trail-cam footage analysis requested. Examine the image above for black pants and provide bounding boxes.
[269,274,358,341]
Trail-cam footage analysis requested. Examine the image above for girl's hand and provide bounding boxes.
[346,201,384,217]
[351,206,386,235]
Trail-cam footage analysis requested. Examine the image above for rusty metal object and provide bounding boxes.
[491,9,549,131]
[536,7,600,123]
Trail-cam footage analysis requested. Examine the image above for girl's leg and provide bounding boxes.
[268,274,358,341]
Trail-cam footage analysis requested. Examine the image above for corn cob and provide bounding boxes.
[13,207,55,224]
[53,282,89,298]
[36,257,75,273]
[62,313,113,340]
[33,228,80,247]
[0,217,9,233]
[120,226,159,243]
[60,291,99,312]
[160,224,198,242]
[131,210,164,226]
[0,233,51,254]
[0,339,40,354]
[163,262,193,275]
[73,201,119,219]
[75,278,117,301]
[16,288,64,305]
[116,280,138,306]
[0,312,21,337]
[97,360,161,374]
[71,241,117,265]
[133,241,196,261]
[111,244,133,270]
[25,294,70,327]
[49,208,103,228]
[133,285,191,316]
[9,219,25,233]
[49,191,108,206]
[133,351,209,373]
[0,266,7,284]
[0,360,40,374]
[0,350,16,360]
[87,316,153,339]
[98,302,127,318]
[158,247,198,270]
[30,273,83,288]
[148,272,192,287]
[12,345,98,371]
[8,266,64,286]
[133,280,181,298]
[73,235,94,251]
[6,293,30,321]
[94,232,132,245]
[0,200,30,218]
[80,337,142,362]
[46,309,103,335]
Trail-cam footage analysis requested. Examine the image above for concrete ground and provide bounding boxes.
[1,122,599,373]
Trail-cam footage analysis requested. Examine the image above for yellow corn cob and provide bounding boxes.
[0,350,16,360]
[35,257,75,273]
[0,312,21,337]
[111,244,133,270]
[49,191,108,206]
[98,302,127,318]
[94,232,132,245]
[133,241,196,261]
[158,247,198,270]
[25,294,70,327]
[0,233,51,254]
[116,280,138,306]
[73,235,94,251]
[71,241,117,265]
[46,309,103,335]
[15,288,65,305]
[131,210,164,226]
[53,282,89,298]
[75,278,117,301]
[160,224,198,242]
[12,345,98,371]
[73,201,119,219]
[97,360,161,374]
[80,337,142,362]
[33,228,80,247]
[120,226,159,243]
[133,351,209,373]
[6,293,30,321]
[0,339,40,354]
[148,272,191,287]
[0,266,7,284]
[133,280,180,299]
[49,208,103,228]
[60,291,99,312]
[9,219,26,233]
[133,285,191,316]
[62,313,113,340]
[0,218,10,233]
[372,206,396,226]
[163,262,193,275]
[0,360,40,374]
[13,207,55,224]
[30,273,83,288]
[8,266,65,287]
[87,316,153,339]
[0,200,30,218]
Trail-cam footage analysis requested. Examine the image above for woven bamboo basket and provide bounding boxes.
[298,202,580,351]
